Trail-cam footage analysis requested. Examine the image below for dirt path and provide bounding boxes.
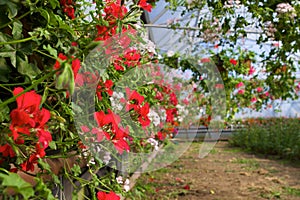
[132,141,300,200]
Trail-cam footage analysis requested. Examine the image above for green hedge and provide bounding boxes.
[229,117,300,160]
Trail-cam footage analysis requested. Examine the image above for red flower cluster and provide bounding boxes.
[3,87,52,171]
[94,109,130,154]
[96,0,128,41]
[113,49,141,71]
[138,0,153,12]
[60,0,75,19]
[97,191,120,200]
[229,58,238,65]
[96,79,114,100]
[75,71,98,87]
[122,88,151,127]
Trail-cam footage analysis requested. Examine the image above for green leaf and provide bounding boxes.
[48,141,57,150]
[12,20,22,40]
[0,99,10,122]
[17,56,41,79]
[34,177,56,200]
[0,50,16,68]
[0,169,34,199]
[71,164,81,176]
[0,58,11,82]
[4,1,18,19]
[43,44,57,58]
[49,0,60,9]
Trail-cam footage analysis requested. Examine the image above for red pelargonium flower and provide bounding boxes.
[251,97,257,103]
[94,109,121,131]
[10,88,51,142]
[0,144,15,158]
[71,58,81,79]
[165,108,177,123]
[229,58,237,65]
[123,88,145,111]
[96,79,114,100]
[248,66,255,75]
[169,92,178,106]
[256,87,263,93]
[138,103,151,127]
[124,49,141,67]
[8,88,52,171]
[236,82,244,88]
[97,191,120,200]
[200,57,210,63]
[138,0,152,12]
[91,128,110,142]
[112,138,130,154]
[237,89,245,95]
[104,0,128,20]
[60,0,75,19]
[156,131,166,141]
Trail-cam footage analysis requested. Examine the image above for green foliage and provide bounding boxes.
[0,168,34,199]
[230,117,300,160]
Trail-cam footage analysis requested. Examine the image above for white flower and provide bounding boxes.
[124,178,130,192]
[148,109,161,126]
[167,50,175,57]
[87,158,96,166]
[124,184,130,192]
[116,176,123,184]
[186,0,193,5]
[147,138,159,150]
[103,152,111,164]
[276,3,296,18]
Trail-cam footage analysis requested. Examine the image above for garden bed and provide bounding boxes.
[130,141,300,199]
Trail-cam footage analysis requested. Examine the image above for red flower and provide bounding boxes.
[60,0,75,19]
[156,131,166,141]
[236,82,244,88]
[54,53,68,70]
[96,79,114,100]
[169,92,178,106]
[124,88,144,111]
[8,87,52,171]
[165,108,177,123]
[112,137,130,154]
[138,103,151,127]
[123,49,141,67]
[97,191,120,200]
[138,0,152,12]
[237,89,245,95]
[0,144,15,158]
[91,128,110,142]
[248,66,255,75]
[256,87,263,93]
[94,109,121,131]
[229,58,237,65]
[200,57,210,63]
[71,58,81,79]
[10,87,49,141]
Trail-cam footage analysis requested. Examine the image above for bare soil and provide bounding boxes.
[132,141,300,200]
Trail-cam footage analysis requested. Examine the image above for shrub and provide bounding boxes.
[230,117,300,160]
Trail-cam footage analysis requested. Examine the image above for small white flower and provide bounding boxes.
[124,178,130,185]
[148,109,161,126]
[167,50,175,57]
[103,152,111,164]
[124,184,130,192]
[116,176,123,184]
[186,0,193,5]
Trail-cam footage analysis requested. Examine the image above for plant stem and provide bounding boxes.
[0,11,31,29]
[0,36,37,45]
[0,70,58,108]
